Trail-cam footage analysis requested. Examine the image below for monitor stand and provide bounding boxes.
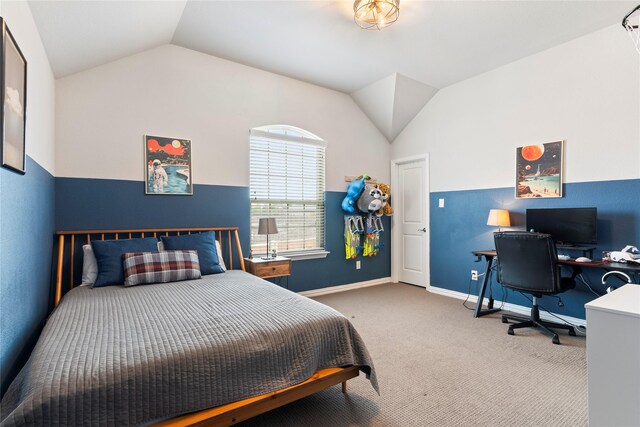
[556,244,596,259]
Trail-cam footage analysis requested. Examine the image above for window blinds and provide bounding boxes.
[249,130,326,255]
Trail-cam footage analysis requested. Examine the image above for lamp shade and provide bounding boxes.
[258,218,278,235]
[487,209,511,227]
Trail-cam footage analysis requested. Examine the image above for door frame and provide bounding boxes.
[390,153,430,289]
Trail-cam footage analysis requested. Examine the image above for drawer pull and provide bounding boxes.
[272,267,276,271]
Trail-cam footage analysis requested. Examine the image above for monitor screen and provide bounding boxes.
[526,208,597,245]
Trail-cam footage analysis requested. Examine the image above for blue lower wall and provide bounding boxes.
[430,179,640,319]
[55,178,391,293]
[0,156,55,395]
[55,178,253,255]
[11,173,633,399]
[298,192,390,292]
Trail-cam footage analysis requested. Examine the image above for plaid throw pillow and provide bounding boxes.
[122,250,201,287]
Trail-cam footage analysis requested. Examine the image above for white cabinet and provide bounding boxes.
[586,284,640,427]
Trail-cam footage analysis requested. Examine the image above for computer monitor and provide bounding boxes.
[526,208,597,245]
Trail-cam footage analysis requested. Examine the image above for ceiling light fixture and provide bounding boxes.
[353,0,400,30]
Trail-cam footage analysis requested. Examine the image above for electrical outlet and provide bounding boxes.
[471,270,478,281]
[356,261,361,270]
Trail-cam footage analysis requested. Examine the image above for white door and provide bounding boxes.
[395,157,429,287]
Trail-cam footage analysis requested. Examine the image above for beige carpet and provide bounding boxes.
[241,283,587,427]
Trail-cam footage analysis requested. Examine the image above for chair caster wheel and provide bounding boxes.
[569,329,576,336]
[502,317,508,324]
[552,335,560,345]
[508,328,515,336]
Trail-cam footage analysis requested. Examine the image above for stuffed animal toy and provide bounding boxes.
[377,183,393,216]
[357,183,384,213]
[341,175,368,213]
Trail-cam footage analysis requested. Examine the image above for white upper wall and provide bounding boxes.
[1,1,55,174]
[55,44,390,191]
[392,24,640,193]
[29,0,187,78]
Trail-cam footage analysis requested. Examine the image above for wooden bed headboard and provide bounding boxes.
[55,227,245,306]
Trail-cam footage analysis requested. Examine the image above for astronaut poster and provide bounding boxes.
[145,135,193,195]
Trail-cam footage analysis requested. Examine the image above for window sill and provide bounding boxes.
[279,250,330,261]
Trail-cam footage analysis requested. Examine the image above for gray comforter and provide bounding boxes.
[0,271,376,426]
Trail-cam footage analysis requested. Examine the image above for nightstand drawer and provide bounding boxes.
[253,261,290,278]
[245,258,292,279]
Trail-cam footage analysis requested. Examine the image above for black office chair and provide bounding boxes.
[494,232,577,345]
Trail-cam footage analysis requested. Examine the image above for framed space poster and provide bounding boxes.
[516,140,563,198]
[145,135,192,195]
[1,18,27,174]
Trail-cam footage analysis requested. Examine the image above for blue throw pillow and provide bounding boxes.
[91,237,159,287]
[161,231,224,275]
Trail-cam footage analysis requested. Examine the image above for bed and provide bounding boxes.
[0,227,377,426]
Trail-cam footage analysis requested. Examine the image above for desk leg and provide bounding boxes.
[474,255,501,318]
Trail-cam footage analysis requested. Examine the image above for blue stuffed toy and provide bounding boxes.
[341,175,368,213]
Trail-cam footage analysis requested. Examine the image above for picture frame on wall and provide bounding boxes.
[1,18,27,174]
[515,140,564,199]
[144,135,193,195]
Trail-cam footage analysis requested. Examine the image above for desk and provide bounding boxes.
[471,249,640,318]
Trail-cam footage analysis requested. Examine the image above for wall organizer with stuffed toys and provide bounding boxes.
[341,175,393,259]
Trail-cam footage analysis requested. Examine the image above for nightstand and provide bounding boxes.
[244,256,292,280]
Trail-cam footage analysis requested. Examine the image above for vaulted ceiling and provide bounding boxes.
[28,0,636,141]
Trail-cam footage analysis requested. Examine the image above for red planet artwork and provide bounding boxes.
[144,135,192,195]
[515,141,563,198]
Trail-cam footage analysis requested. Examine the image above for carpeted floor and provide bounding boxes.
[241,283,587,427]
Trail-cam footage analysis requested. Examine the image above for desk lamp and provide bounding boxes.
[487,209,511,232]
[258,217,278,259]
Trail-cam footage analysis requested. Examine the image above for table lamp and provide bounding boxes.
[487,209,510,232]
[258,217,278,259]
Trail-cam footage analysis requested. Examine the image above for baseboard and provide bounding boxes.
[428,285,587,328]
[299,277,391,298]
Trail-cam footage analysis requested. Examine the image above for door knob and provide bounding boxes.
[418,227,426,232]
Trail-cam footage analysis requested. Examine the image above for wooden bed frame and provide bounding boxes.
[53,227,359,427]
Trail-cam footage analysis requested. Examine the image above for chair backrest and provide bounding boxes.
[494,232,561,295]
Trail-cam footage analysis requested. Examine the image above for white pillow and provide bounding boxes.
[81,244,98,286]
[158,238,226,271]
[215,240,227,271]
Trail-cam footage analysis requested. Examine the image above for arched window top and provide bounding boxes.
[251,125,325,146]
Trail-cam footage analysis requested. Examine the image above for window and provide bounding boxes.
[250,125,327,259]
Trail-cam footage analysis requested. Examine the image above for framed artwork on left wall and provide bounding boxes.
[145,135,193,195]
[1,18,27,174]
